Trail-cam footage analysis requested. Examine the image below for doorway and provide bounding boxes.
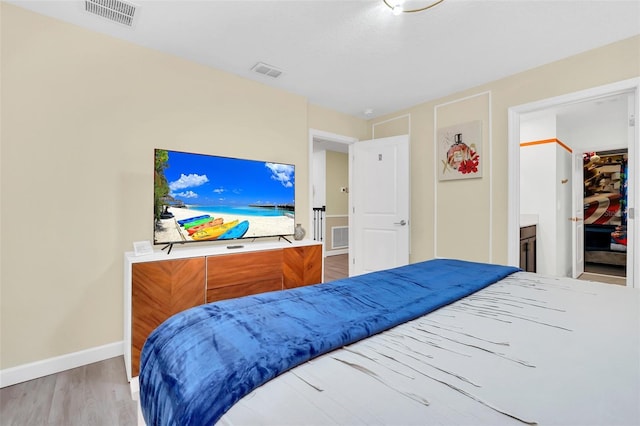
[509,78,638,288]
[309,129,356,281]
[308,130,411,280]
[582,149,628,284]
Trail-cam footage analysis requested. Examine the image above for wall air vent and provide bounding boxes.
[332,226,349,250]
[251,62,283,79]
[85,0,138,27]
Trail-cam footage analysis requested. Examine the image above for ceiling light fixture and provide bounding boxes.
[383,0,445,15]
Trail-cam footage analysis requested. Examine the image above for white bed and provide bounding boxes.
[219,272,639,425]
[138,271,639,426]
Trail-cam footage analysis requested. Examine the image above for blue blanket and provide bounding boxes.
[139,258,519,425]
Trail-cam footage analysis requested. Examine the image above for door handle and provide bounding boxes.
[394,220,407,226]
[568,217,583,222]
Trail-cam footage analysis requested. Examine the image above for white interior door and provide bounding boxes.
[572,153,585,278]
[349,135,410,276]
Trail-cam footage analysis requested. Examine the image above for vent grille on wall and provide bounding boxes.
[251,62,283,79]
[332,226,349,250]
[85,0,138,27]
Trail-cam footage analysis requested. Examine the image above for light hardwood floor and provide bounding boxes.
[0,256,349,425]
[579,262,627,286]
[0,356,137,425]
[323,253,348,282]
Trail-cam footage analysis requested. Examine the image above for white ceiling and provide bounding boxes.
[7,0,640,119]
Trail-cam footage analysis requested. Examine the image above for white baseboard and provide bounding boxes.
[0,341,124,388]
[325,248,348,256]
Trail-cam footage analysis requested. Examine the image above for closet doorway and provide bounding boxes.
[509,79,638,288]
[582,149,628,284]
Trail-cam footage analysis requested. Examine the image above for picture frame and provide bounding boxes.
[437,120,482,181]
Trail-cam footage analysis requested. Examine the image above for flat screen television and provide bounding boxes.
[154,149,295,247]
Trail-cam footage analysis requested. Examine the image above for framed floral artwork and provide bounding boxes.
[437,120,482,181]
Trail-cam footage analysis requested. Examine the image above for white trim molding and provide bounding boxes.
[0,341,124,388]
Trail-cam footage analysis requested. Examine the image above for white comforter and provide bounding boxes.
[217,272,640,426]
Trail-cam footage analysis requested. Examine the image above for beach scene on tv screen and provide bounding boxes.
[154,149,295,244]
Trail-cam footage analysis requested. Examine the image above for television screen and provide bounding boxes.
[154,149,295,245]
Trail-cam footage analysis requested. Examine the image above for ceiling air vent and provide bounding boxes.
[85,0,138,27]
[251,62,283,79]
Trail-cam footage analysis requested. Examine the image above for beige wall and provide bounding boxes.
[308,104,368,141]
[324,151,349,252]
[1,3,639,371]
[368,35,640,264]
[0,4,364,369]
[325,151,349,216]
[372,115,411,139]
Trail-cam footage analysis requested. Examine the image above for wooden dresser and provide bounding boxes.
[124,240,323,382]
